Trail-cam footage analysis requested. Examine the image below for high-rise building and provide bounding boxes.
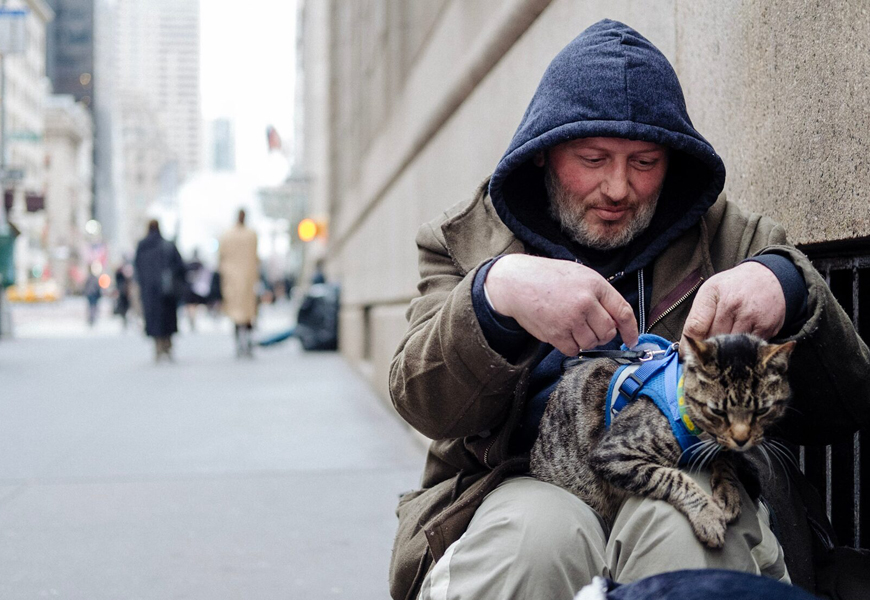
[211,118,235,172]
[115,0,200,182]
[93,0,200,253]
[45,0,94,107]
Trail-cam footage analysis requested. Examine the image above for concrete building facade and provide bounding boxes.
[44,93,92,291]
[2,0,54,284]
[300,1,870,402]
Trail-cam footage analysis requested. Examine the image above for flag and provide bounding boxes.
[266,125,282,152]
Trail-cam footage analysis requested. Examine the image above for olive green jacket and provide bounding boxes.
[388,181,870,600]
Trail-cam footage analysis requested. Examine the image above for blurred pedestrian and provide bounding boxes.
[219,208,258,358]
[134,219,185,362]
[206,270,222,316]
[183,249,213,332]
[114,257,134,329]
[83,266,102,326]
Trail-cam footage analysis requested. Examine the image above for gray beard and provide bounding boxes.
[544,166,659,251]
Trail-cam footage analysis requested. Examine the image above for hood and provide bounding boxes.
[488,19,726,276]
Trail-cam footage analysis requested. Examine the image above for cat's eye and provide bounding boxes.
[755,407,771,416]
[708,407,727,418]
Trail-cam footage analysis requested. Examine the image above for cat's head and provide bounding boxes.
[680,334,796,452]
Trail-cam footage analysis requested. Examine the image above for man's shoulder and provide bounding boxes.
[703,194,787,244]
[419,178,521,273]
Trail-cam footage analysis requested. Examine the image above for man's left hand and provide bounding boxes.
[681,262,786,344]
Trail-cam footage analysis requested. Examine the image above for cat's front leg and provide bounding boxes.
[711,456,742,523]
[589,432,728,548]
[590,443,727,548]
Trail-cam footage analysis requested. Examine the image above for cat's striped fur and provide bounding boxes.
[530,334,795,548]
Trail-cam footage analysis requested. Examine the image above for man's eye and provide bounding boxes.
[633,159,658,168]
[579,156,604,164]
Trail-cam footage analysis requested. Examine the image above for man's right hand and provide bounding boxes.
[485,254,639,355]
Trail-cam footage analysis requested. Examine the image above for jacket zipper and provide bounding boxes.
[483,437,496,468]
[645,277,704,333]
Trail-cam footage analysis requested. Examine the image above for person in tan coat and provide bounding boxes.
[389,19,870,600]
[219,209,259,357]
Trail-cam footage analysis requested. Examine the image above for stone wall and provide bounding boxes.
[304,0,870,410]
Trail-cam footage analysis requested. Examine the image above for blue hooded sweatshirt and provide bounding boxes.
[471,19,803,451]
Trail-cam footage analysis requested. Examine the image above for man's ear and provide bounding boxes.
[533,151,545,167]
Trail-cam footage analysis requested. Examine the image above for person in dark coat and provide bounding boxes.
[134,219,185,362]
[114,258,133,329]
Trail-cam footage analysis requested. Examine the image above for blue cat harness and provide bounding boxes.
[603,334,707,467]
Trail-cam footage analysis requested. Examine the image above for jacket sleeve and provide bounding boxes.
[389,220,540,440]
[713,203,870,445]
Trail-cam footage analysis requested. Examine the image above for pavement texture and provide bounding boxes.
[0,298,426,599]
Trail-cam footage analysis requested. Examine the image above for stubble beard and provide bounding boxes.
[545,165,660,251]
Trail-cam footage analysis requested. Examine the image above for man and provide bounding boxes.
[388,20,870,600]
[219,209,259,357]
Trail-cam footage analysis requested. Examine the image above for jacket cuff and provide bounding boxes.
[742,253,808,333]
[472,257,531,361]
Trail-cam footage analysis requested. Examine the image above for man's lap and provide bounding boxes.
[418,474,788,600]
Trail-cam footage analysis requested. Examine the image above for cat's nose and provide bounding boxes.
[731,424,751,447]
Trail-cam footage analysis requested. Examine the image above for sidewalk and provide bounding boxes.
[0,299,425,599]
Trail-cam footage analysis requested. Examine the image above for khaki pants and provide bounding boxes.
[418,474,788,600]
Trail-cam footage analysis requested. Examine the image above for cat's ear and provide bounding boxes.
[759,340,796,370]
[680,335,715,364]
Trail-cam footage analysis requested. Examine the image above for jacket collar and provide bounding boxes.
[442,178,525,275]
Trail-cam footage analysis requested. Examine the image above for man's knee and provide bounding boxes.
[467,477,608,570]
[608,473,778,582]
[420,477,607,600]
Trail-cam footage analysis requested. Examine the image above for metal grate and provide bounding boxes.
[802,249,870,549]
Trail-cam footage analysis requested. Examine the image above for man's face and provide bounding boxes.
[544,137,669,250]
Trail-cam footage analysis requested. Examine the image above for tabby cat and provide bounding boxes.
[530,333,795,548]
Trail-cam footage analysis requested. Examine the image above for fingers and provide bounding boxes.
[597,282,639,347]
[683,267,786,344]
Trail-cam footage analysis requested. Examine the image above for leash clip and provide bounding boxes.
[638,342,679,362]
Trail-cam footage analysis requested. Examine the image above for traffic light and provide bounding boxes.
[297,218,326,242]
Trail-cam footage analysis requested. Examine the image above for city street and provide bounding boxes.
[0,299,425,599]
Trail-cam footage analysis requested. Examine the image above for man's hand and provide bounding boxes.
[682,262,786,345]
[485,254,639,355]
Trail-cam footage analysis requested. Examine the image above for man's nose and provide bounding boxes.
[601,163,629,201]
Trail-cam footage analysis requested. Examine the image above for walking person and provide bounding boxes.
[114,258,133,329]
[83,266,102,327]
[182,249,212,332]
[219,209,259,358]
[134,219,186,362]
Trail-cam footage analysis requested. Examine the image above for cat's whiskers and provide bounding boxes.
[698,444,722,473]
[782,404,805,418]
[765,438,800,472]
[757,444,774,476]
[760,441,794,495]
[681,439,711,472]
[679,440,709,469]
[686,440,720,474]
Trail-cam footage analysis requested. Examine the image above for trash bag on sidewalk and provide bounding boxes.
[295,282,339,351]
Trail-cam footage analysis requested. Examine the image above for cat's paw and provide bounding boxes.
[688,501,727,548]
[712,482,742,523]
